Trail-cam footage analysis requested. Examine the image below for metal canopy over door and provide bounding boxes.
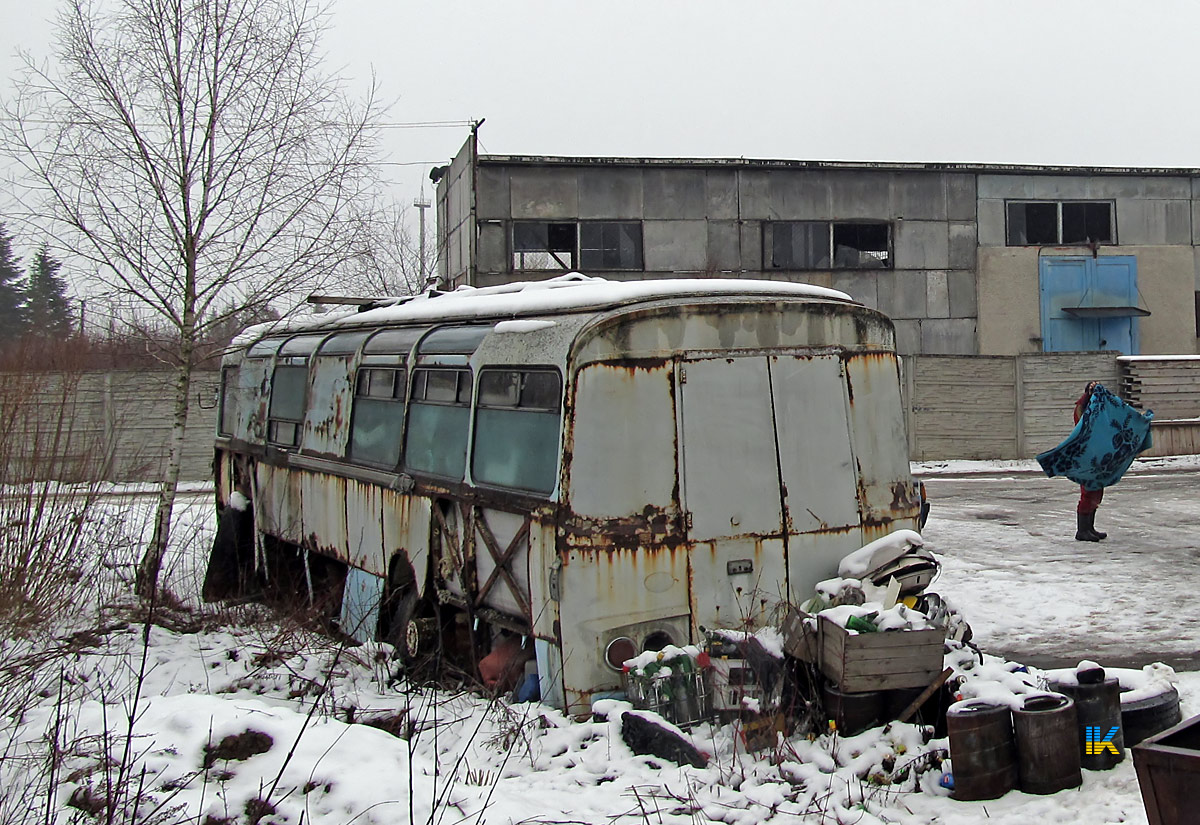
[1040,256,1139,354]
[678,356,786,630]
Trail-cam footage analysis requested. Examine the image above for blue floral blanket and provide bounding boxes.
[1036,384,1153,491]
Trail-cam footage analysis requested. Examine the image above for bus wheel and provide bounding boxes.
[386,591,437,661]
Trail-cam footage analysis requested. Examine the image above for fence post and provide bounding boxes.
[1014,356,1026,458]
[904,355,917,459]
[102,372,117,481]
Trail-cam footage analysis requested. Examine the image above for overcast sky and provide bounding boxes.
[5,0,1200,248]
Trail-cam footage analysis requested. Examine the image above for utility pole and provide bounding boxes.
[413,192,430,286]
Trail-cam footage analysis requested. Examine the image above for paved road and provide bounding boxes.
[917,465,1200,672]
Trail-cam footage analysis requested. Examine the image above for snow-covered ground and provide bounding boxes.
[920,455,1200,668]
[3,463,1198,825]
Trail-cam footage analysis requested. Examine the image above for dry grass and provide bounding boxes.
[0,351,116,636]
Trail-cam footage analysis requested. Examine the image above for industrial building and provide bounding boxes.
[435,134,1200,357]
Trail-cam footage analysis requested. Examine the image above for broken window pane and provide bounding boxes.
[767,222,829,269]
[267,365,308,447]
[512,221,577,270]
[832,223,890,269]
[1062,202,1113,244]
[580,222,643,269]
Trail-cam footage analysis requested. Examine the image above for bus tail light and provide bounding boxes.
[604,636,637,671]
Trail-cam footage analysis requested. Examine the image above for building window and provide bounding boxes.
[349,368,406,468]
[404,368,472,480]
[580,222,643,269]
[512,221,643,272]
[513,222,576,270]
[765,221,891,270]
[267,365,307,447]
[1006,201,1115,245]
[473,369,562,494]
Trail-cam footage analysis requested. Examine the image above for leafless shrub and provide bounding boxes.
[0,345,113,635]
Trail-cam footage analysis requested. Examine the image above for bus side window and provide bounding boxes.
[404,368,471,480]
[348,367,406,468]
[218,365,237,437]
[267,365,308,447]
[473,369,562,494]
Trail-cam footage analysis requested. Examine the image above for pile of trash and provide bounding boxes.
[608,526,1183,813]
[616,529,968,740]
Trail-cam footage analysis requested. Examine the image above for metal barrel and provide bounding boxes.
[1013,693,1082,794]
[821,682,883,736]
[1052,677,1125,770]
[947,700,1018,801]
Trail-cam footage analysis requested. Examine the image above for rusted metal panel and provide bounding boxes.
[525,520,559,639]
[255,462,303,544]
[678,357,783,541]
[770,354,860,535]
[301,470,348,561]
[345,479,385,576]
[572,302,895,367]
[565,362,677,519]
[432,499,470,602]
[556,543,691,714]
[302,355,354,457]
[688,537,787,631]
[785,528,864,603]
[382,488,428,589]
[844,352,921,525]
[238,357,271,443]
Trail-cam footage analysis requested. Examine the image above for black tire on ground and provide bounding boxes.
[386,591,422,660]
[1122,686,1182,747]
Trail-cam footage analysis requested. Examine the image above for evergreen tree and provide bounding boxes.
[0,223,26,340]
[24,245,74,336]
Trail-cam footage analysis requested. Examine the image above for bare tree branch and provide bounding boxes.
[3,0,388,598]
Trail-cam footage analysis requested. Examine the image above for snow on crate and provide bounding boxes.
[820,602,937,633]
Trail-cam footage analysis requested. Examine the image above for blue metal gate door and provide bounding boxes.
[1039,256,1138,354]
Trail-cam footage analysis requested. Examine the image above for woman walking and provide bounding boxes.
[1074,381,1107,542]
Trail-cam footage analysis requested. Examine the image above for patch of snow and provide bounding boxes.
[232,274,855,347]
[1042,663,1179,705]
[227,491,249,511]
[837,528,924,578]
[820,602,934,632]
[491,319,557,333]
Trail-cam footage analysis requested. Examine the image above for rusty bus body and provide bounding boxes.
[210,275,920,713]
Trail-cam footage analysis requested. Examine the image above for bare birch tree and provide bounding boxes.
[340,199,438,297]
[4,0,383,597]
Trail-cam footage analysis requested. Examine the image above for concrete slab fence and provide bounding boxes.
[900,353,1200,460]
[5,357,1200,482]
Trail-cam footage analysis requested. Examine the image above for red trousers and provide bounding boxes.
[1078,486,1104,514]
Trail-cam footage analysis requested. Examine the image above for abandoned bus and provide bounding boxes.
[207,274,921,713]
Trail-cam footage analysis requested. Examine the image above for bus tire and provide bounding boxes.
[387,591,437,662]
[1122,685,1181,746]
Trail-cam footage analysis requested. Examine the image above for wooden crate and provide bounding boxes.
[818,614,945,693]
